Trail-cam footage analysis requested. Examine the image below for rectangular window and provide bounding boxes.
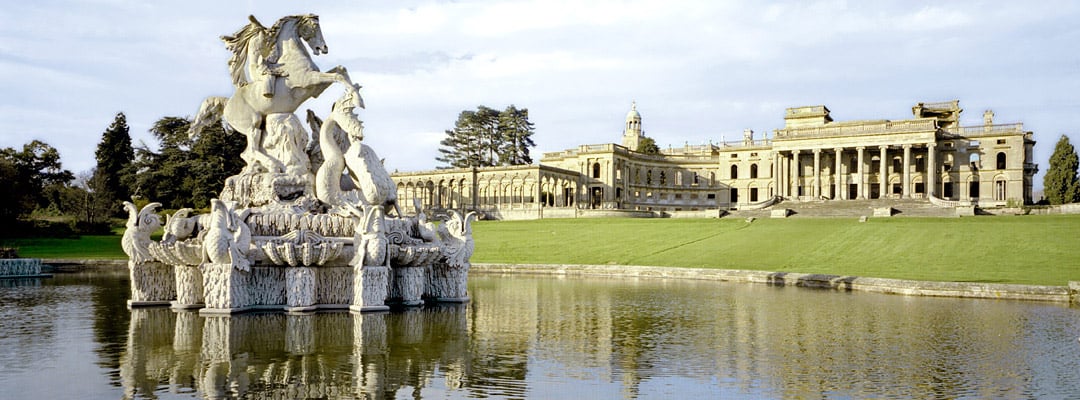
[750,188,759,202]
[997,139,1006,145]
[674,194,683,199]
[730,154,738,158]
[707,193,716,199]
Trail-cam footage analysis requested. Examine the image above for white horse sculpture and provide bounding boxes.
[188,14,359,174]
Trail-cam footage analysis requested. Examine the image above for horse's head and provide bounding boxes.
[296,14,328,55]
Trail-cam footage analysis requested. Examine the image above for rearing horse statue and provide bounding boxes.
[188,14,360,174]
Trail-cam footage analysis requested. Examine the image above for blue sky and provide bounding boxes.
[1,1,1078,192]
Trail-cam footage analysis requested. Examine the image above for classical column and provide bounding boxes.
[774,153,781,197]
[856,147,865,199]
[791,150,801,198]
[813,149,821,198]
[879,147,887,198]
[834,147,843,200]
[902,144,912,199]
[927,143,937,198]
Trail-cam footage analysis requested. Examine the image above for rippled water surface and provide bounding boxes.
[1,271,1080,398]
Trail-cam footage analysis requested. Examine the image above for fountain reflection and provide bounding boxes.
[119,305,471,399]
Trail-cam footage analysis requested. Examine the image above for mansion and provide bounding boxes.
[391,100,1037,219]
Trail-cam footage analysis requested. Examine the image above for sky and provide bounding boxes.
[1,0,1079,191]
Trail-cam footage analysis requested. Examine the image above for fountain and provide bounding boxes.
[122,14,476,314]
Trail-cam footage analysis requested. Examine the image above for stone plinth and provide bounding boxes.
[129,261,176,307]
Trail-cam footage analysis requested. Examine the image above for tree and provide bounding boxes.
[638,136,661,155]
[498,105,536,165]
[132,116,245,209]
[0,140,74,222]
[92,112,135,214]
[437,105,536,169]
[1044,134,1080,205]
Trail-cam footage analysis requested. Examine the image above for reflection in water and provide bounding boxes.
[3,272,1080,398]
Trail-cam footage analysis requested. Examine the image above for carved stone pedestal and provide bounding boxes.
[172,265,204,310]
[128,261,176,307]
[390,265,425,306]
[350,265,389,313]
[285,266,317,313]
[427,262,470,303]
[200,263,251,314]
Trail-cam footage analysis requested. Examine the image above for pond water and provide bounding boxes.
[1,271,1079,399]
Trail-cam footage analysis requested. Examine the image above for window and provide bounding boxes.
[730,165,739,179]
[750,164,759,179]
[892,157,902,174]
[692,172,700,185]
[750,187,759,202]
[997,139,1006,145]
[592,162,601,178]
[731,188,739,202]
[707,193,716,199]
[660,171,667,186]
[996,152,1006,170]
[730,154,739,158]
[970,153,981,171]
[871,156,881,174]
[674,194,683,199]
[647,170,652,185]
[750,152,758,157]
[675,171,683,186]
[915,156,925,173]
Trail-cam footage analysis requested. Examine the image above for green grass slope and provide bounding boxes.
[472,215,1080,286]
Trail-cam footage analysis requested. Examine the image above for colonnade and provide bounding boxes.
[773,143,938,200]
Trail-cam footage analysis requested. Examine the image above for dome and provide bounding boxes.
[625,101,641,121]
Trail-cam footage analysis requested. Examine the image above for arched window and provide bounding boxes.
[996,152,1006,170]
[730,165,739,179]
[970,153,981,171]
[592,162,601,178]
[750,164,758,179]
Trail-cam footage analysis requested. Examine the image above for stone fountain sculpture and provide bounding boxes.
[124,14,476,314]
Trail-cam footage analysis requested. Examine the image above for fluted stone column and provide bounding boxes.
[813,149,821,198]
[902,144,912,198]
[927,143,937,197]
[774,153,781,197]
[834,148,843,200]
[856,147,865,199]
[879,147,888,198]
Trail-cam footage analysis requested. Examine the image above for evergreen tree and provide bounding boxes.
[437,105,536,169]
[498,105,536,165]
[93,112,135,214]
[132,116,245,209]
[1043,134,1080,204]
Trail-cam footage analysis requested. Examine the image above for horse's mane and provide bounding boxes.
[221,15,315,87]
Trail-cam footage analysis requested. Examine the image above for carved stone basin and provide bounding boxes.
[148,241,203,266]
[390,243,442,267]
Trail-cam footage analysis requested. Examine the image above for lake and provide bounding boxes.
[1,270,1079,398]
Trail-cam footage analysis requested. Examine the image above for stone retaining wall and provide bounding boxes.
[473,263,1076,303]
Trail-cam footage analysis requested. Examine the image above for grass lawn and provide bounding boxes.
[2,235,125,259]
[4,214,1078,286]
[471,214,1080,286]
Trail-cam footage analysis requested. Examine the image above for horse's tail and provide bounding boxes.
[188,96,229,139]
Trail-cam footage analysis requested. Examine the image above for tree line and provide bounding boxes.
[0,112,245,236]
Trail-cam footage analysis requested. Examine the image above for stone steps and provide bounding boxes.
[730,198,957,218]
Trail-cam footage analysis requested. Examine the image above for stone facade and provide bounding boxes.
[394,100,1037,218]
